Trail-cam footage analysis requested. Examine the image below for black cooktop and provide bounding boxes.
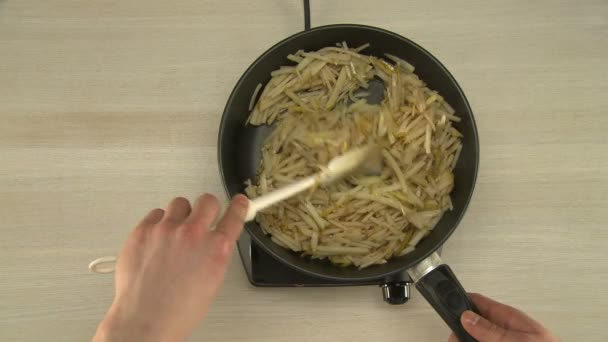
[237,230,420,304]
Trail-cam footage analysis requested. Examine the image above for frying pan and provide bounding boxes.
[217,21,480,342]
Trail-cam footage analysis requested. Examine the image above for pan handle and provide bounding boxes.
[408,253,480,342]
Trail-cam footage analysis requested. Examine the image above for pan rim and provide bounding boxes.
[217,24,479,282]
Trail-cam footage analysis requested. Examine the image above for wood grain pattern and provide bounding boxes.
[1,0,607,341]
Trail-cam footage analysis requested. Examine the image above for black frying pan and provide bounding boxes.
[218,22,480,341]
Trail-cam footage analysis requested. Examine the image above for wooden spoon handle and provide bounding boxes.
[245,175,317,222]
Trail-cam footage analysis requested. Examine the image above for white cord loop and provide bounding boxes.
[88,256,117,274]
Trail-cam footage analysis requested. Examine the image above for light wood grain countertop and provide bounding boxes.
[1,0,607,341]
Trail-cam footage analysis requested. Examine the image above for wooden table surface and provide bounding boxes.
[1,0,607,341]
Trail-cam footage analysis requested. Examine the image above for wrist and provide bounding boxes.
[93,304,172,342]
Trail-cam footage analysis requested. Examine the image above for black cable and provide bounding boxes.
[303,0,311,30]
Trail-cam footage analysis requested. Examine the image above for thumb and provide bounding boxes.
[461,310,511,341]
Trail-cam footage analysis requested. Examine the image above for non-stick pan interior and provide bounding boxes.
[218,25,478,281]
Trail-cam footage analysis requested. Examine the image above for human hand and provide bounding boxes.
[93,194,249,342]
[448,293,559,342]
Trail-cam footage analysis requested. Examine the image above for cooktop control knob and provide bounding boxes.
[381,282,411,305]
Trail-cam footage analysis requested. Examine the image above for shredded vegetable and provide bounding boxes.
[245,43,463,268]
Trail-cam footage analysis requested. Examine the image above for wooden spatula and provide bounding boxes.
[245,144,382,221]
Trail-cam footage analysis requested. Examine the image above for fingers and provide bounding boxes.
[193,196,249,299]
[184,194,221,229]
[131,208,165,242]
[140,208,165,226]
[164,197,192,224]
[461,310,512,341]
[468,293,544,332]
[188,194,248,285]
[213,194,249,241]
[447,333,459,342]
[195,196,246,290]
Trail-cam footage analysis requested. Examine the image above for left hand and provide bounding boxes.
[447,293,559,342]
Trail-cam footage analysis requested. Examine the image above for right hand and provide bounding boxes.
[448,293,559,342]
[93,194,249,342]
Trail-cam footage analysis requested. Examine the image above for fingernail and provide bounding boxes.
[233,194,250,208]
[462,311,480,326]
[198,193,215,205]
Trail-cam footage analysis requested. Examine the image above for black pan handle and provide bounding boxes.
[409,253,480,342]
